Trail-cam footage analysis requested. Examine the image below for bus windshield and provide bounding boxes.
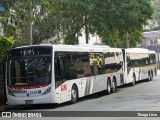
[8,56,51,86]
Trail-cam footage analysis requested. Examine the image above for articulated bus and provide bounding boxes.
[123,48,157,86]
[6,44,124,105]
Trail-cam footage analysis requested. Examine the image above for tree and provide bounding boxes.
[94,0,153,47]
[1,0,153,47]
[57,0,153,47]
[147,0,160,30]
[0,36,14,60]
[1,0,52,46]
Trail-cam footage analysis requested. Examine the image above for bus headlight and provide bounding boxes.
[42,86,51,95]
[8,88,15,96]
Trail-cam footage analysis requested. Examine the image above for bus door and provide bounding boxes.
[55,53,70,103]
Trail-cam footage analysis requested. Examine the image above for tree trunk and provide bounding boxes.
[28,21,32,45]
[85,14,89,44]
[126,31,130,48]
[27,1,32,45]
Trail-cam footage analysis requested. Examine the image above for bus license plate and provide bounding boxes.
[25,100,33,104]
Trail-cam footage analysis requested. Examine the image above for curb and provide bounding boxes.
[0,105,31,111]
[0,105,15,112]
[0,105,20,112]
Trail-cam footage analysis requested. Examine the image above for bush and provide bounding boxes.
[0,36,14,60]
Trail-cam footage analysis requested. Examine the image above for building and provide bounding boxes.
[141,31,160,69]
[142,31,160,46]
[141,31,160,52]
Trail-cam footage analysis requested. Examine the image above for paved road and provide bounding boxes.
[1,72,160,120]
[23,72,160,112]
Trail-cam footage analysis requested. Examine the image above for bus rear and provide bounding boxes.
[6,46,53,105]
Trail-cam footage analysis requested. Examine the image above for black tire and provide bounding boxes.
[151,71,153,81]
[147,72,151,82]
[106,79,111,95]
[111,78,117,93]
[131,74,136,86]
[155,68,157,76]
[71,85,78,104]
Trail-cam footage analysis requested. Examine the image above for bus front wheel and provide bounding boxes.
[71,85,78,104]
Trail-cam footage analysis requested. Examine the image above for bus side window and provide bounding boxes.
[64,53,78,80]
[55,55,65,81]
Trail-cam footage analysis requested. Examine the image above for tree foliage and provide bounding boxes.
[90,0,153,47]
[1,0,153,47]
[147,0,160,30]
[0,36,14,60]
[1,0,51,46]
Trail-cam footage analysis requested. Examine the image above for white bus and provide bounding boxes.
[123,48,157,86]
[6,44,124,105]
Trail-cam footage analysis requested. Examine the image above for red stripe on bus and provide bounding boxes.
[8,84,50,90]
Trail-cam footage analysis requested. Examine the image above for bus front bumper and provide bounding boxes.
[7,93,52,105]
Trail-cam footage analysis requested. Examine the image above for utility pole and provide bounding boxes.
[126,31,130,48]
[28,20,32,45]
[28,1,32,45]
[85,14,89,44]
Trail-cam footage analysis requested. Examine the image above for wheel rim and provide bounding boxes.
[71,88,77,101]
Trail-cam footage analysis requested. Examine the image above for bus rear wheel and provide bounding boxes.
[71,85,78,104]
[131,74,136,86]
[111,78,116,93]
[106,79,111,95]
[151,71,153,81]
[147,72,151,82]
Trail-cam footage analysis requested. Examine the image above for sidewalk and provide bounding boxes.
[0,105,14,111]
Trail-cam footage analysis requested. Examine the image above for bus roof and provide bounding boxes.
[125,48,155,53]
[12,44,122,53]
